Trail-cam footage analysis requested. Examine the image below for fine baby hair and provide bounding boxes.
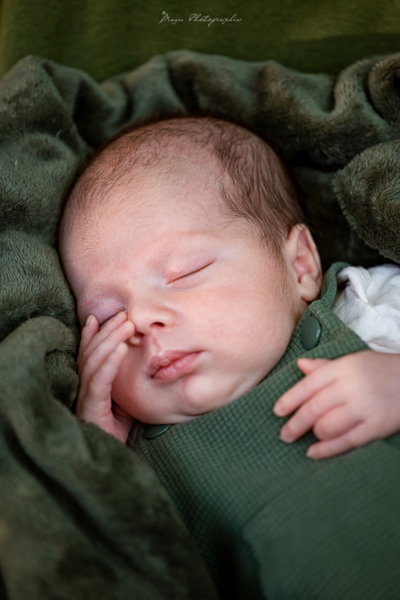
[60,115,306,265]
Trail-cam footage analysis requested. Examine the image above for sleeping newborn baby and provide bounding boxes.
[59,116,400,460]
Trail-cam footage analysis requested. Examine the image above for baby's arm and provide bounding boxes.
[75,311,135,444]
[273,350,400,459]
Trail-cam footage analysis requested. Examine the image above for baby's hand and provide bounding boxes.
[75,311,135,444]
[273,350,400,459]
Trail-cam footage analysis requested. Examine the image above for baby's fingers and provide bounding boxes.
[279,384,344,443]
[297,358,331,374]
[273,358,335,417]
[77,315,99,366]
[306,420,370,459]
[78,320,133,400]
[78,311,130,373]
[76,343,128,420]
[306,435,357,460]
[78,321,134,393]
[313,404,362,440]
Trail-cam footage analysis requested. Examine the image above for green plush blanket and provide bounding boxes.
[0,50,399,598]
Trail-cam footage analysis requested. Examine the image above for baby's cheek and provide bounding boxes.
[199,292,249,339]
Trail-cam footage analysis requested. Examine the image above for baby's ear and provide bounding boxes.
[287,225,322,302]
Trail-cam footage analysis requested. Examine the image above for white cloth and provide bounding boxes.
[331,264,400,354]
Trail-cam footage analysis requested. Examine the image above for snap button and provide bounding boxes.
[300,315,322,350]
[144,424,172,440]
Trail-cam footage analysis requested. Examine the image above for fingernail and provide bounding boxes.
[129,333,142,346]
[273,402,285,416]
[297,358,312,365]
[113,312,125,322]
[279,428,293,443]
[85,315,92,327]
[306,447,318,459]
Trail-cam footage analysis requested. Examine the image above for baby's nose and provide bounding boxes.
[127,296,176,338]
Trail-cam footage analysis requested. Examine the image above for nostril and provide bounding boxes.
[153,322,165,327]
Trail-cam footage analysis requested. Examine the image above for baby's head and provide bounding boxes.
[59,117,322,424]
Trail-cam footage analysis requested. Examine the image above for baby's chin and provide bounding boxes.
[128,369,267,425]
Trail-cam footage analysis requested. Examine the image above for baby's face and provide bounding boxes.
[62,163,301,424]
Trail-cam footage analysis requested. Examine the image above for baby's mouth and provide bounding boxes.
[148,351,201,382]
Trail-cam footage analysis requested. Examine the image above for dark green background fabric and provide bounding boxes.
[0,0,399,80]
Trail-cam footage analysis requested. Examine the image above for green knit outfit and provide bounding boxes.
[135,262,400,600]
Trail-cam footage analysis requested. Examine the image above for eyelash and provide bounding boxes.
[172,263,212,282]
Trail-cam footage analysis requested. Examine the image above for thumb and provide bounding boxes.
[112,400,135,422]
[297,357,330,374]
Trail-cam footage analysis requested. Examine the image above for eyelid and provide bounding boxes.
[173,262,213,281]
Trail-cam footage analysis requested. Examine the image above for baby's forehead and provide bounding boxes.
[68,173,213,248]
[93,146,222,211]
[62,122,257,253]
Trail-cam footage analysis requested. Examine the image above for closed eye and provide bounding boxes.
[173,262,213,282]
